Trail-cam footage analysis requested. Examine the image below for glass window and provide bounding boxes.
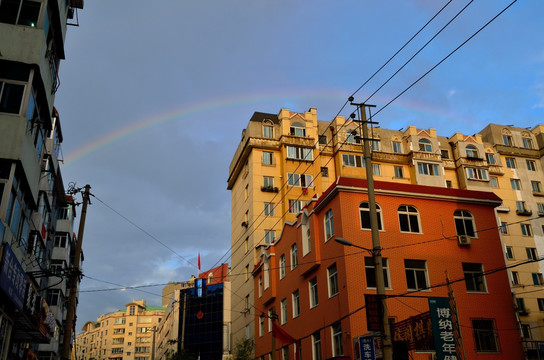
[259,315,264,336]
[288,199,301,214]
[537,203,544,215]
[522,137,534,149]
[287,173,313,187]
[472,319,499,353]
[0,0,41,27]
[320,166,329,177]
[290,244,298,270]
[360,202,383,230]
[263,176,274,188]
[394,166,403,178]
[490,177,499,188]
[371,139,380,151]
[510,179,521,190]
[418,138,432,152]
[404,259,428,290]
[392,141,402,153]
[280,298,287,324]
[0,81,25,114]
[312,332,322,360]
[527,160,536,171]
[290,123,306,137]
[538,299,544,311]
[502,134,513,146]
[327,263,339,297]
[441,149,449,159]
[466,168,488,180]
[417,162,440,176]
[463,263,487,292]
[532,181,542,193]
[454,210,476,237]
[324,209,334,240]
[533,273,544,285]
[364,257,390,288]
[264,230,275,244]
[279,254,286,279]
[292,290,300,318]
[318,135,327,145]
[505,157,516,169]
[263,121,273,138]
[521,224,532,236]
[526,248,537,260]
[262,151,273,165]
[346,129,360,144]
[309,277,318,308]
[331,322,343,356]
[264,203,274,217]
[466,145,478,158]
[398,205,420,233]
[485,153,495,165]
[286,146,313,161]
[512,271,519,285]
[506,246,513,259]
[372,164,381,176]
[342,154,366,168]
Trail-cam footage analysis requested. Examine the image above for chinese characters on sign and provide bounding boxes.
[391,311,434,351]
[365,294,381,332]
[0,244,28,311]
[359,336,376,360]
[429,297,458,360]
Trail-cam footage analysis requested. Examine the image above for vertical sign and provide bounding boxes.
[359,336,376,360]
[365,294,381,331]
[0,244,28,311]
[429,297,457,360]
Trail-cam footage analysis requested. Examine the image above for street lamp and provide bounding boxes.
[334,237,372,253]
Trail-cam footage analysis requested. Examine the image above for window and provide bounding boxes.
[135,347,150,354]
[360,202,383,230]
[263,121,274,138]
[290,123,306,137]
[538,298,544,311]
[516,298,526,313]
[290,244,298,270]
[538,203,544,215]
[440,149,449,159]
[129,306,135,315]
[312,332,322,360]
[521,324,532,339]
[404,259,428,290]
[54,233,68,248]
[505,246,514,259]
[526,248,537,260]
[280,299,287,324]
[287,173,313,187]
[446,180,452,188]
[522,137,534,149]
[490,177,499,188]
[510,179,521,190]
[533,273,544,285]
[516,201,528,213]
[282,347,289,360]
[466,145,479,158]
[324,209,334,240]
[258,277,263,298]
[327,264,339,297]
[472,319,499,353]
[288,199,302,214]
[309,277,318,308]
[394,166,403,179]
[280,255,286,279]
[264,230,275,245]
[113,328,125,334]
[331,322,343,356]
[318,135,327,145]
[364,257,390,288]
[342,154,365,168]
[244,295,249,311]
[264,203,274,217]
[398,205,420,233]
[392,141,402,153]
[505,157,516,169]
[372,163,381,176]
[371,139,380,151]
[346,129,360,144]
[259,315,264,337]
[268,309,273,332]
[320,166,328,177]
[0,0,41,27]
[417,162,440,176]
[527,160,536,171]
[466,168,488,180]
[512,271,519,285]
[46,289,63,306]
[485,153,495,165]
[521,223,532,236]
[262,151,273,165]
[244,237,249,253]
[245,265,249,281]
[263,176,274,188]
[532,181,542,193]
[418,138,432,152]
[454,210,476,237]
[463,263,487,292]
[292,290,300,318]
[286,146,313,161]
[502,134,513,146]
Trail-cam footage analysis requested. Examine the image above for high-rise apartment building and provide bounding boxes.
[0,1,84,359]
[73,300,164,360]
[227,107,544,353]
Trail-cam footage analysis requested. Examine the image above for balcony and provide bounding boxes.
[516,209,533,216]
[261,186,279,193]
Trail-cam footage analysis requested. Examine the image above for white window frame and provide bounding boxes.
[466,145,479,158]
[309,277,318,308]
[532,181,542,193]
[418,138,432,152]
[392,141,402,153]
[288,199,302,214]
[264,203,274,217]
[454,210,476,237]
[286,146,313,161]
[398,205,421,233]
[521,223,532,236]
[290,123,306,137]
[466,167,488,180]
[324,209,334,240]
[394,166,403,179]
[364,257,390,289]
[312,332,322,360]
[331,322,343,356]
[404,259,429,290]
[527,160,536,171]
[463,263,487,293]
[341,154,365,168]
[490,177,499,188]
[262,151,273,165]
[290,244,298,270]
[327,263,339,298]
[485,153,495,165]
[287,173,313,187]
[360,202,383,231]
[264,230,275,245]
[279,254,286,279]
[292,290,300,318]
[417,162,440,176]
[280,298,287,325]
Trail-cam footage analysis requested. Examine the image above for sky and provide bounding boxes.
[53,0,544,328]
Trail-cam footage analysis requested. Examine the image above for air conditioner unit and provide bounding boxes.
[457,235,471,246]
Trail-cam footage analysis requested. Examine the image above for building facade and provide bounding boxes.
[227,107,544,354]
[0,1,84,359]
[253,177,523,359]
[72,300,164,360]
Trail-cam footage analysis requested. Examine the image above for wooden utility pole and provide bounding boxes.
[61,184,91,360]
[351,100,393,360]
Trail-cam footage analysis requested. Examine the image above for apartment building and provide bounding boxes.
[0,1,84,359]
[73,300,164,360]
[253,177,523,359]
[227,107,544,353]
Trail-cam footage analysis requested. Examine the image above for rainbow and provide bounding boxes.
[62,89,463,167]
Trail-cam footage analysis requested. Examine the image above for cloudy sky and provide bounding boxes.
[54,0,544,326]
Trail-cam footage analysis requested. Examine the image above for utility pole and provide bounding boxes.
[61,184,91,360]
[350,99,393,360]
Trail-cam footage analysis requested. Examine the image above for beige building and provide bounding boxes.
[72,300,164,360]
[227,107,544,354]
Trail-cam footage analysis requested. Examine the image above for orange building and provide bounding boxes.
[253,177,523,360]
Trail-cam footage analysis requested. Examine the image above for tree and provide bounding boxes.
[233,337,254,360]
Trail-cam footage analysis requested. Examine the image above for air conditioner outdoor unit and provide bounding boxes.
[457,235,471,246]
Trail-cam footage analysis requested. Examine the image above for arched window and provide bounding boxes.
[324,209,334,240]
[466,145,478,158]
[454,210,476,237]
[502,130,513,146]
[360,202,383,230]
[263,120,274,138]
[522,133,534,149]
[398,205,420,233]
[346,128,360,144]
[418,138,432,152]
[290,123,306,137]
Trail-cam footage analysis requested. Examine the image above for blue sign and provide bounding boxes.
[0,244,28,311]
[359,336,376,360]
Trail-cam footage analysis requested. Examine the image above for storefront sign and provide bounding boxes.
[0,244,28,311]
[429,297,457,360]
[365,294,381,331]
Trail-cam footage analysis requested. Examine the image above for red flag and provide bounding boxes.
[198,253,201,271]
[272,321,296,345]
